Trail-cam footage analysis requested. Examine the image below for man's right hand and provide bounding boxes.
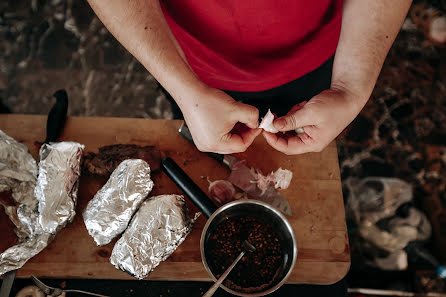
[180,86,261,154]
[87,0,259,154]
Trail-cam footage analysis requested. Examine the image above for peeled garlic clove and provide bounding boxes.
[259,109,279,133]
[208,180,236,205]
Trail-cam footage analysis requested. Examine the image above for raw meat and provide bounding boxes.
[83,144,161,175]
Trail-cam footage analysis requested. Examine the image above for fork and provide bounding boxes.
[31,275,110,297]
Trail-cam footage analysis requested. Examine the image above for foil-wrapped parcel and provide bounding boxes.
[110,194,194,279]
[36,142,84,234]
[0,130,84,275]
[83,159,154,246]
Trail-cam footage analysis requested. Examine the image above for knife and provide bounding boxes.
[0,269,16,297]
[178,123,292,216]
[44,89,68,144]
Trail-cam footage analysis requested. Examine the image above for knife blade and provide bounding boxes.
[0,269,16,297]
[178,123,292,216]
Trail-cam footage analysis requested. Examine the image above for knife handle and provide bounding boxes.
[178,123,224,163]
[161,157,217,218]
[45,89,68,143]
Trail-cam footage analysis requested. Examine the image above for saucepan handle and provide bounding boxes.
[161,157,217,218]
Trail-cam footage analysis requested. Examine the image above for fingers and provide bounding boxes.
[273,103,313,132]
[218,125,262,154]
[286,101,307,116]
[232,102,259,129]
[240,127,262,145]
[262,131,317,155]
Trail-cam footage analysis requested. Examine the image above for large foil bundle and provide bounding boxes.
[83,159,154,246]
[110,195,194,279]
[35,142,84,233]
[0,130,84,275]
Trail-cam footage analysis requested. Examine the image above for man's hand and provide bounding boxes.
[263,88,362,155]
[262,0,411,155]
[181,86,261,154]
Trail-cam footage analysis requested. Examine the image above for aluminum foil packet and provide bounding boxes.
[83,159,154,246]
[36,142,84,234]
[110,194,195,279]
[0,130,84,275]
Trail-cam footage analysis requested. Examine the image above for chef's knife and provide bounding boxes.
[178,123,292,216]
[0,269,16,297]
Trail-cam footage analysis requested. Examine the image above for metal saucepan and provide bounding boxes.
[161,157,297,296]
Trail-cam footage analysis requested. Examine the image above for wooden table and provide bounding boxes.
[0,115,350,284]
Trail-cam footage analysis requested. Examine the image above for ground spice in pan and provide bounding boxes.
[206,216,283,292]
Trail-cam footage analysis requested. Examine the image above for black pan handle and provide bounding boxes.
[161,157,217,218]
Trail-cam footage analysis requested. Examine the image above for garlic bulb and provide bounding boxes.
[208,179,236,205]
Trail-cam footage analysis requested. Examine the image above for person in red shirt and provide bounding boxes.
[87,0,411,156]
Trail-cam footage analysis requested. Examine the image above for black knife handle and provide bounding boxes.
[178,122,224,163]
[161,157,217,218]
[45,89,68,143]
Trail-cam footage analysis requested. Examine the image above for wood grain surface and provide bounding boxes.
[0,115,350,284]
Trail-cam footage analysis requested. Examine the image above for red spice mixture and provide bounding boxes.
[206,216,283,292]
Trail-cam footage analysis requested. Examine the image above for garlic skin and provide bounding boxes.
[271,168,293,189]
[251,167,293,195]
[208,179,236,205]
[259,109,279,133]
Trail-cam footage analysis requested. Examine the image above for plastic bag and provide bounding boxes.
[344,177,432,270]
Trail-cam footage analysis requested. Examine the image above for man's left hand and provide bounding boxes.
[263,88,364,155]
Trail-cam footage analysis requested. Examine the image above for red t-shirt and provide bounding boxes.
[161,1,342,92]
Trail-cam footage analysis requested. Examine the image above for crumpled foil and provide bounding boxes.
[0,130,84,276]
[36,142,84,234]
[83,159,154,246]
[110,194,195,279]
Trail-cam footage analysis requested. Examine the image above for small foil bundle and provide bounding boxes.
[35,142,85,234]
[110,195,194,279]
[0,130,84,275]
[0,131,37,209]
[0,130,41,276]
[83,159,154,246]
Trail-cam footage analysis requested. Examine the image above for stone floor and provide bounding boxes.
[0,0,172,118]
[1,0,446,295]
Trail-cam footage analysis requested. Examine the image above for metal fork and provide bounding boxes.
[31,275,110,297]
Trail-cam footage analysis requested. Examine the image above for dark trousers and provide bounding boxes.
[163,56,334,119]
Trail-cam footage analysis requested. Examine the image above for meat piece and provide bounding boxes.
[83,144,161,175]
[0,203,18,254]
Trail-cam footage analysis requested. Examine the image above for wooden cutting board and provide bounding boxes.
[0,114,350,284]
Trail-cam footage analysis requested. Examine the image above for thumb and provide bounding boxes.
[273,106,312,131]
[232,102,259,129]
